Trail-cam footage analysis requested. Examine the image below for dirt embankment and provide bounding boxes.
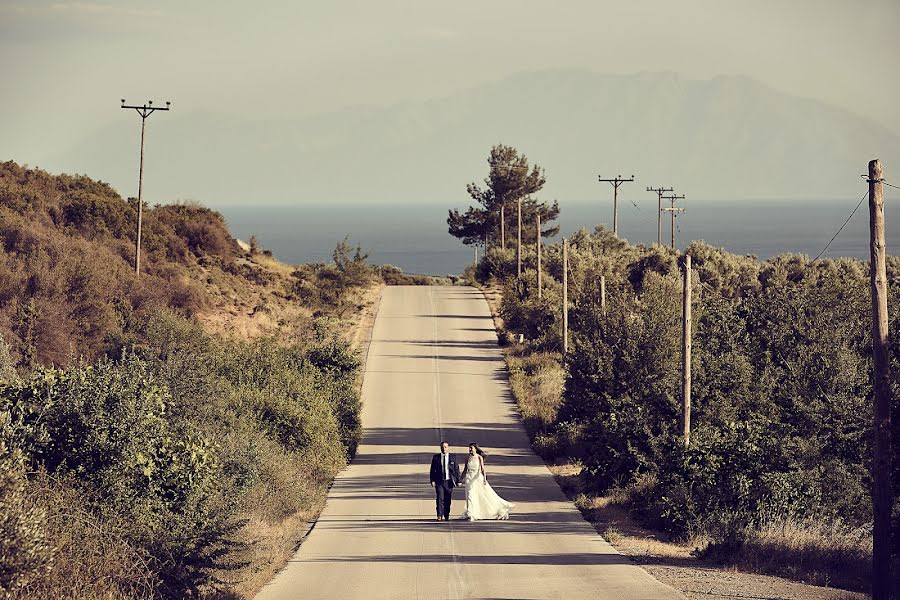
[193,251,383,346]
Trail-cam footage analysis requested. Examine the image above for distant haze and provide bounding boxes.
[37,70,900,205]
[2,1,898,207]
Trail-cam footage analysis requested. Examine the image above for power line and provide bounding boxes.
[812,188,868,261]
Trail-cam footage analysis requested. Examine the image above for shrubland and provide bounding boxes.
[0,161,410,598]
[478,225,899,593]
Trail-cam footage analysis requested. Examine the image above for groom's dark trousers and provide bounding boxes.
[430,452,460,519]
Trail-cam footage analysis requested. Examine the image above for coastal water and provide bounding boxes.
[220,197,900,276]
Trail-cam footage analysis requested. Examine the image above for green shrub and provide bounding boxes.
[61,190,134,239]
[0,438,52,597]
[150,202,237,263]
[0,355,238,598]
[494,225,899,573]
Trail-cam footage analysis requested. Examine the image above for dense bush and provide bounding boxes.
[0,353,236,598]
[480,225,899,563]
[0,308,364,598]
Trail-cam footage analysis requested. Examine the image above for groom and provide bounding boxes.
[429,441,460,521]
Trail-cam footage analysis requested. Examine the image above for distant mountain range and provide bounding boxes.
[39,70,900,205]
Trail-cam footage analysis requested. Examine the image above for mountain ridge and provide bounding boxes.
[31,70,900,205]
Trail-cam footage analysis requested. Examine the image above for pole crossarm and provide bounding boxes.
[122,100,171,119]
[660,193,685,207]
[661,194,686,214]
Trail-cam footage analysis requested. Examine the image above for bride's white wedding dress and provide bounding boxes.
[461,455,515,521]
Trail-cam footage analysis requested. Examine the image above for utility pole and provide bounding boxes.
[598,174,635,237]
[682,254,692,447]
[600,275,606,314]
[517,198,523,278]
[868,159,892,599]
[121,98,170,275]
[661,194,686,249]
[474,245,478,270]
[536,214,542,300]
[563,237,568,353]
[500,204,506,251]
[647,186,674,246]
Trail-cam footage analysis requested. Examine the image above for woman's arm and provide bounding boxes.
[479,455,486,479]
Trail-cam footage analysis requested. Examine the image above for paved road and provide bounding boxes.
[256,286,683,600]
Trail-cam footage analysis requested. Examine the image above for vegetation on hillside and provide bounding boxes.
[0,161,438,598]
[466,153,898,592]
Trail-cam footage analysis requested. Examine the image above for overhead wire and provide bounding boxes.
[812,188,869,262]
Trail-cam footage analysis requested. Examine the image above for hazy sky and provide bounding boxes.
[2,0,898,165]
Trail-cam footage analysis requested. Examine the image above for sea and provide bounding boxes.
[219,198,900,276]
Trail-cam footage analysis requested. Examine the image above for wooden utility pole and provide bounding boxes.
[536,214,542,300]
[517,198,522,278]
[661,194,686,249]
[598,174,635,237]
[500,204,506,251]
[682,254,692,446]
[647,186,674,246]
[121,98,170,275]
[868,159,892,599]
[563,237,568,353]
[600,275,606,314]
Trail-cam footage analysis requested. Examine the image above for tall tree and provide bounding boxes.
[448,145,559,247]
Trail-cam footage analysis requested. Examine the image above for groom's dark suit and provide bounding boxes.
[429,452,461,520]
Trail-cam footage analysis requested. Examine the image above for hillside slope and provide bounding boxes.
[0,160,382,366]
[0,161,393,600]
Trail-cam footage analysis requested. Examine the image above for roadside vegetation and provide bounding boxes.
[456,146,899,595]
[0,160,436,599]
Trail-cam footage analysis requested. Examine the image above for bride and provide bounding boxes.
[460,443,515,521]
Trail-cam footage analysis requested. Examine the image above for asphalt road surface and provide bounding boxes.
[256,286,683,600]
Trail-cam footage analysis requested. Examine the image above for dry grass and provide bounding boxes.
[712,518,873,591]
[15,475,156,600]
[546,463,692,561]
[506,350,565,435]
[342,283,384,349]
[192,255,313,343]
[547,448,877,594]
[225,503,325,599]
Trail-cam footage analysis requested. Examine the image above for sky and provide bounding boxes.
[2,0,899,172]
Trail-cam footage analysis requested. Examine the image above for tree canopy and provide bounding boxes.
[448,145,559,247]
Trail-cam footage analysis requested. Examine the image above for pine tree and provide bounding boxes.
[448,145,559,247]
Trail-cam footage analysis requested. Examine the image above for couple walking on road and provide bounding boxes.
[429,441,515,521]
